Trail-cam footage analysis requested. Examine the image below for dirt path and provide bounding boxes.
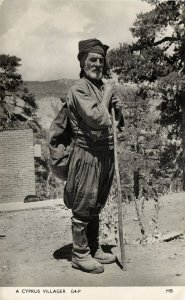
[0,193,185,287]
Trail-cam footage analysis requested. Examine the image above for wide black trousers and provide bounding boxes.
[64,145,114,221]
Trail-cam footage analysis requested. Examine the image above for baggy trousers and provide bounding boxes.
[64,145,114,221]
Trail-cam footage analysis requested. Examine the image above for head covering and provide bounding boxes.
[77,38,109,69]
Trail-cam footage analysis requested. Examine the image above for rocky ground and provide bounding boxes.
[0,193,185,287]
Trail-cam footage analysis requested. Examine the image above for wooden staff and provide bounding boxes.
[111,107,127,271]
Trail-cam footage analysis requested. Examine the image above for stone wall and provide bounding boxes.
[0,129,35,203]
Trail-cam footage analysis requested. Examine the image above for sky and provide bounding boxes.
[0,0,150,81]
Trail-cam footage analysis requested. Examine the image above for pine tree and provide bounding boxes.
[115,84,161,200]
[0,54,39,131]
[108,0,185,190]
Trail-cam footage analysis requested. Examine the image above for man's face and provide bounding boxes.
[83,52,105,81]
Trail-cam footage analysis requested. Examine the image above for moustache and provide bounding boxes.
[92,68,103,72]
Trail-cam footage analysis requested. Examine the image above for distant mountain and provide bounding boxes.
[25,79,77,129]
[25,79,77,100]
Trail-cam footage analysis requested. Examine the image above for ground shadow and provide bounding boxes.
[102,245,123,270]
[53,243,73,261]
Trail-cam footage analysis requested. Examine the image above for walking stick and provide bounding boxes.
[111,107,127,271]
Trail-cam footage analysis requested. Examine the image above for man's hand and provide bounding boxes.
[102,82,116,109]
[111,94,124,129]
[111,95,123,111]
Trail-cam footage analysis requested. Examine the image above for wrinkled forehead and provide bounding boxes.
[86,52,105,60]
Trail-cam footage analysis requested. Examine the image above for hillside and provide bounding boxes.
[25,79,76,129]
[26,79,76,99]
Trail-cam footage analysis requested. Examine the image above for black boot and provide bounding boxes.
[71,217,104,274]
[87,216,116,264]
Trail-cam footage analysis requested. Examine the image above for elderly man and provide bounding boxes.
[64,38,124,274]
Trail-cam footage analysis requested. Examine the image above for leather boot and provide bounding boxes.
[71,217,104,274]
[87,216,116,264]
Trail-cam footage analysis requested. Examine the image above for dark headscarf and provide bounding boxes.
[77,38,109,69]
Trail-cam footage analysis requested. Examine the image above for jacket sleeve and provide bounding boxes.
[68,84,111,130]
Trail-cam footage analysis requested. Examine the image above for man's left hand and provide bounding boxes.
[111,95,123,111]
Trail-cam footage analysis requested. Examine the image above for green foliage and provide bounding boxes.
[100,196,119,245]
[101,0,185,243]
[108,44,171,82]
[108,0,185,191]
[131,1,182,40]
[119,84,165,198]
[0,54,39,131]
[34,128,64,200]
